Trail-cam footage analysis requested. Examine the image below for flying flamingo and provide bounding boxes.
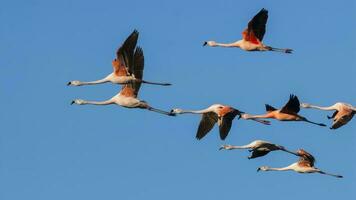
[71,47,174,116]
[257,149,343,178]
[170,105,270,140]
[219,140,298,159]
[242,94,326,127]
[203,8,292,53]
[68,30,171,87]
[301,102,356,129]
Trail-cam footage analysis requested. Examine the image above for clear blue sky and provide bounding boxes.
[1,0,355,199]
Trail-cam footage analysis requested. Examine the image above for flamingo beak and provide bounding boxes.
[71,101,75,105]
[257,167,261,172]
[203,41,207,46]
[67,82,71,86]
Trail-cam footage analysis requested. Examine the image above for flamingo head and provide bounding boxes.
[67,80,81,86]
[71,99,86,105]
[257,166,269,172]
[203,41,217,47]
[170,108,183,115]
[219,145,233,150]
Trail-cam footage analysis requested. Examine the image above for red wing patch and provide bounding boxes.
[219,106,233,117]
[242,29,261,45]
[298,160,312,168]
[112,59,128,76]
[120,85,136,97]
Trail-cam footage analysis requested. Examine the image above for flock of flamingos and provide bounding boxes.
[68,9,355,178]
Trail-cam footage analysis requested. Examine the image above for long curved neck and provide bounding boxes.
[242,113,271,119]
[179,108,213,114]
[228,144,252,149]
[84,99,114,105]
[215,41,241,48]
[79,78,109,86]
[265,165,294,172]
[305,104,337,111]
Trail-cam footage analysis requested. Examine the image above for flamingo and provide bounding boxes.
[242,94,326,127]
[203,8,292,53]
[71,47,174,116]
[170,105,270,140]
[68,30,171,87]
[257,149,343,178]
[219,140,298,159]
[301,102,356,129]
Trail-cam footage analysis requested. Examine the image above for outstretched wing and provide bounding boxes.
[131,47,144,96]
[219,110,240,140]
[249,149,270,159]
[196,112,218,140]
[265,104,277,112]
[297,149,316,167]
[115,30,139,75]
[280,94,301,114]
[120,84,137,98]
[242,8,268,44]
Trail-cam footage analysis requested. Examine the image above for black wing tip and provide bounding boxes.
[289,94,299,100]
[132,29,139,35]
[265,104,275,112]
[220,135,227,140]
[135,46,144,53]
[264,104,269,110]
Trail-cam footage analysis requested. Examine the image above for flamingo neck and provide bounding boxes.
[228,145,251,149]
[84,99,114,105]
[265,165,293,171]
[306,104,337,111]
[215,41,241,48]
[243,113,271,119]
[179,108,213,114]
[78,77,110,86]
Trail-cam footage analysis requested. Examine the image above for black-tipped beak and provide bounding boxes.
[257,167,261,172]
[219,146,224,151]
[203,41,207,46]
[71,101,75,105]
[67,82,71,86]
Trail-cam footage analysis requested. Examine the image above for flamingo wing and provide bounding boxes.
[120,84,137,98]
[115,30,139,76]
[131,47,144,96]
[280,94,301,114]
[242,8,268,44]
[196,112,218,140]
[297,149,316,167]
[219,110,240,140]
[249,149,271,159]
[119,47,144,98]
[265,104,277,112]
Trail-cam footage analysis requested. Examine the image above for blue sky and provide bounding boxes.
[1,0,355,199]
